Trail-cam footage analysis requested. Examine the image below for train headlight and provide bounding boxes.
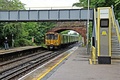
[55,42,59,45]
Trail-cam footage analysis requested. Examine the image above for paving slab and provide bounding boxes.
[47,47,120,80]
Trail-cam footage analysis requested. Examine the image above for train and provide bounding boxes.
[45,32,79,50]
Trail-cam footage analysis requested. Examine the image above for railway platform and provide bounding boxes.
[19,46,120,80]
[46,47,120,80]
[0,46,40,55]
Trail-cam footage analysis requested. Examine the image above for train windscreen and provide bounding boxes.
[46,34,58,40]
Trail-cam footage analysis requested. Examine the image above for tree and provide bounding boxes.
[73,0,116,8]
[35,22,56,44]
[0,0,25,47]
[115,0,120,6]
[0,0,25,10]
[72,0,90,8]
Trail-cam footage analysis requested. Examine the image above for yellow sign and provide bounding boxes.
[102,31,107,36]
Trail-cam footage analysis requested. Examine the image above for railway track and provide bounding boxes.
[0,50,47,72]
[0,43,77,80]
[0,46,45,62]
[0,50,58,80]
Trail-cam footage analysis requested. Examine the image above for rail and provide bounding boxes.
[0,43,76,79]
[0,51,54,80]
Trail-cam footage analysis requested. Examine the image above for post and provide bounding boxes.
[12,34,14,48]
[87,0,90,54]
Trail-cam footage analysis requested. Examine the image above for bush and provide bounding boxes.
[40,43,47,48]
[14,38,36,47]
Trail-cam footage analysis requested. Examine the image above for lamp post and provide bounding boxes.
[87,0,90,54]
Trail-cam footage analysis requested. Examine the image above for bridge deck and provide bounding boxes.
[0,9,93,22]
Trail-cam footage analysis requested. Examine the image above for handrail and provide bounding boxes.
[111,6,116,27]
[110,7,120,44]
[109,8,112,56]
[116,20,120,33]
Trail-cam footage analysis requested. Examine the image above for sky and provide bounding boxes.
[20,0,79,8]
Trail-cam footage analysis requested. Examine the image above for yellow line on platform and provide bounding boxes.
[37,50,74,80]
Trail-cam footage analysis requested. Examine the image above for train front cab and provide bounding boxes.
[45,32,61,50]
